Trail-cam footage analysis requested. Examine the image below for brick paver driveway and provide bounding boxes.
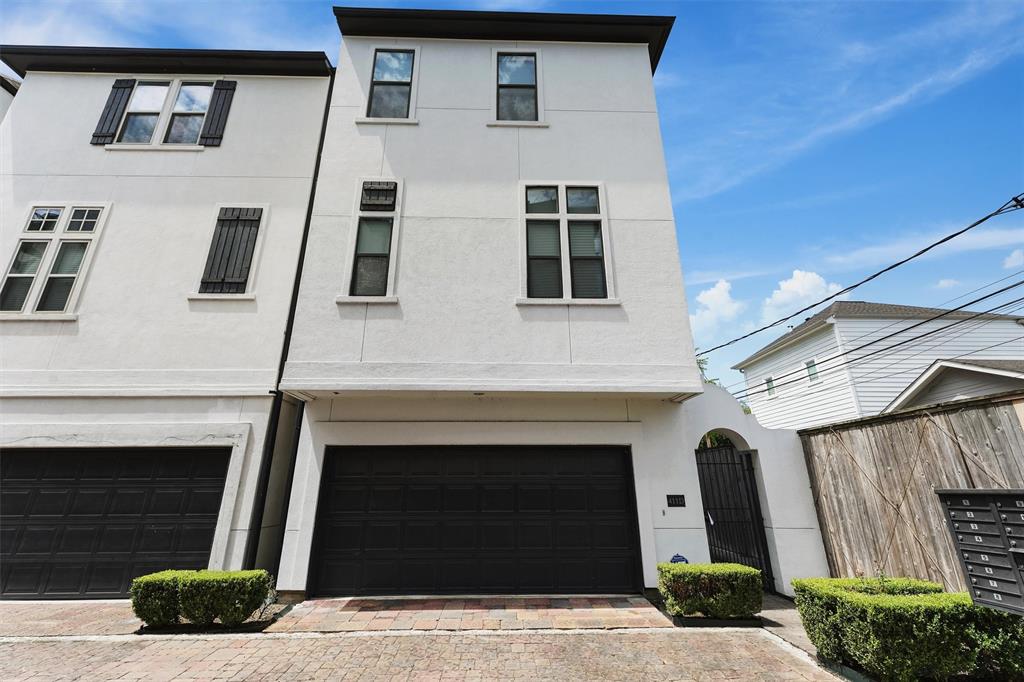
[0,630,835,681]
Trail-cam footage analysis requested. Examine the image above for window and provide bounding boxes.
[765,377,776,398]
[344,179,403,299]
[497,53,537,121]
[199,208,263,294]
[367,50,414,119]
[360,181,398,211]
[164,83,213,144]
[805,360,820,383]
[522,184,610,300]
[117,82,170,143]
[0,204,106,315]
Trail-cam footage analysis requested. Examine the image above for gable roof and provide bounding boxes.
[732,300,1024,370]
[333,6,675,72]
[883,358,1024,413]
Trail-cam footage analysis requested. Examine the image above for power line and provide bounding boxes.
[697,192,1024,356]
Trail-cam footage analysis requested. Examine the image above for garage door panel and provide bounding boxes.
[0,447,230,599]
[310,446,641,596]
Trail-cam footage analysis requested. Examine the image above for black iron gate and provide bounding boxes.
[695,446,775,591]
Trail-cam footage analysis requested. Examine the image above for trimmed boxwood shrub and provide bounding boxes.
[657,562,762,619]
[792,577,1024,681]
[129,570,191,628]
[130,569,274,629]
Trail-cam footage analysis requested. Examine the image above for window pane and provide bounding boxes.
[368,84,411,118]
[373,51,414,82]
[36,278,75,312]
[11,242,47,274]
[51,243,87,275]
[165,114,204,144]
[528,259,562,298]
[569,221,603,257]
[527,221,560,257]
[526,187,557,214]
[355,218,393,255]
[571,259,606,299]
[118,113,158,143]
[497,88,537,121]
[0,278,32,312]
[27,207,61,232]
[352,256,389,296]
[127,83,168,112]
[567,187,600,214]
[68,208,100,232]
[498,55,536,85]
[173,84,212,112]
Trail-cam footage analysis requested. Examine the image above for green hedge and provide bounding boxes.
[130,569,274,629]
[657,562,762,619]
[792,577,1024,681]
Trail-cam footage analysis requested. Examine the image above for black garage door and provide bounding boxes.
[309,446,642,596]
[1,447,230,599]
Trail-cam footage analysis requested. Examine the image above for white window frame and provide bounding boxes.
[355,45,421,125]
[516,181,618,306]
[188,203,271,301]
[108,78,216,150]
[336,177,405,304]
[0,202,111,320]
[488,47,548,128]
[805,358,821,384]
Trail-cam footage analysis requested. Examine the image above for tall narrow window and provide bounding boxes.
[497,53,537,121]
[765,377,776,398]
[165,82,213,144]
[569,221,607,298]
[350,218,393,296]
[36,242,88,312]
[526,221,562,298]
[0,242,48,312]
[367,50,414,119]
[199,208,263,294]
[117,82,169,143]
[805,360,820,383]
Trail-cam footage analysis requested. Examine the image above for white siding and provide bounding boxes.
[837,317,1024,416]
[741,325,861,429]
[905,368,1024,409]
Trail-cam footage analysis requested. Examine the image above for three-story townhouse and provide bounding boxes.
[0,46,332,598]
[274,7,708,599]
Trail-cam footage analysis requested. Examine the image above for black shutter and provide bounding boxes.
[91,79,135,145]
[199,207,262,294]
[199,80,237,147]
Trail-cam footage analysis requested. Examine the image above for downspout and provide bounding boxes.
[242,65,337,569]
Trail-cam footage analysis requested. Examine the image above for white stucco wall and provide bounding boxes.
[0,85,14,122]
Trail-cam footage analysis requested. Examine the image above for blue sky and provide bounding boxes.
[3,0,1022,387]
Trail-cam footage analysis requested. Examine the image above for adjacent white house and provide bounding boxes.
[734,301,1024,430]
[0,76,17,121]
[0,46,332,598]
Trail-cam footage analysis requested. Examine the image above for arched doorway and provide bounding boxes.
[695,429,775,591]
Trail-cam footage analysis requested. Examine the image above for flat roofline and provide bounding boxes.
[0,45,333,78]
[333,6,675,72]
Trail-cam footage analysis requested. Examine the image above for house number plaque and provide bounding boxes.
[935,488,1024,616]
[666,495,686,507]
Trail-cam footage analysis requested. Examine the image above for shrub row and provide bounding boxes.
[130,569,274,629]
[792,577,1024,681]
[657,562,763,619]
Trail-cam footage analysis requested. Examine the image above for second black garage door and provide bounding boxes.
[309,446,642,596]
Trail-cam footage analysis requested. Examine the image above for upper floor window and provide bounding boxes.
[765,376,776,398]
[805,359,820,383]
[367,50,415,119]
[0,204,107,315]
[342,179,403,299]
[497,53,537,121]
[522,184,611,300]
[91,79,236,147]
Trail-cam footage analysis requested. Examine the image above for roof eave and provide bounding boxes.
[731,317,835,370]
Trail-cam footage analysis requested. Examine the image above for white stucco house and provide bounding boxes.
[0,45,332,597]
[734,301,1024,430]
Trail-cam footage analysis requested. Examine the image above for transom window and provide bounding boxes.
[345,179,403,298]
[497,53,537,121]
[367,50,415,119]
[0,204,106,314]
[522,184,610,300]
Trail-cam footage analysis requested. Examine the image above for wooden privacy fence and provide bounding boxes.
[800,392,1024,590]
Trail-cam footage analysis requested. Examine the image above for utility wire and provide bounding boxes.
[697,192,1024,356]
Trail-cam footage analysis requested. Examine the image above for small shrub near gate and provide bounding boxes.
[657,562,762,619]
[792,577,1024,681]
[130,569,274,629]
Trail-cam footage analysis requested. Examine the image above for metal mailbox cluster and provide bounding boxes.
[936,489,1024,615]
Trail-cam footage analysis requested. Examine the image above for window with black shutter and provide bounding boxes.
[91,79,136,145]
[199,207,262,294]
[360,181,397,211]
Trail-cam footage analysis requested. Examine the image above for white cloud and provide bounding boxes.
[935,278,960,289]
[824,225,1024,271]
[761,270,842,324]
[1004,248,1024,269]
[690,279,746,344]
